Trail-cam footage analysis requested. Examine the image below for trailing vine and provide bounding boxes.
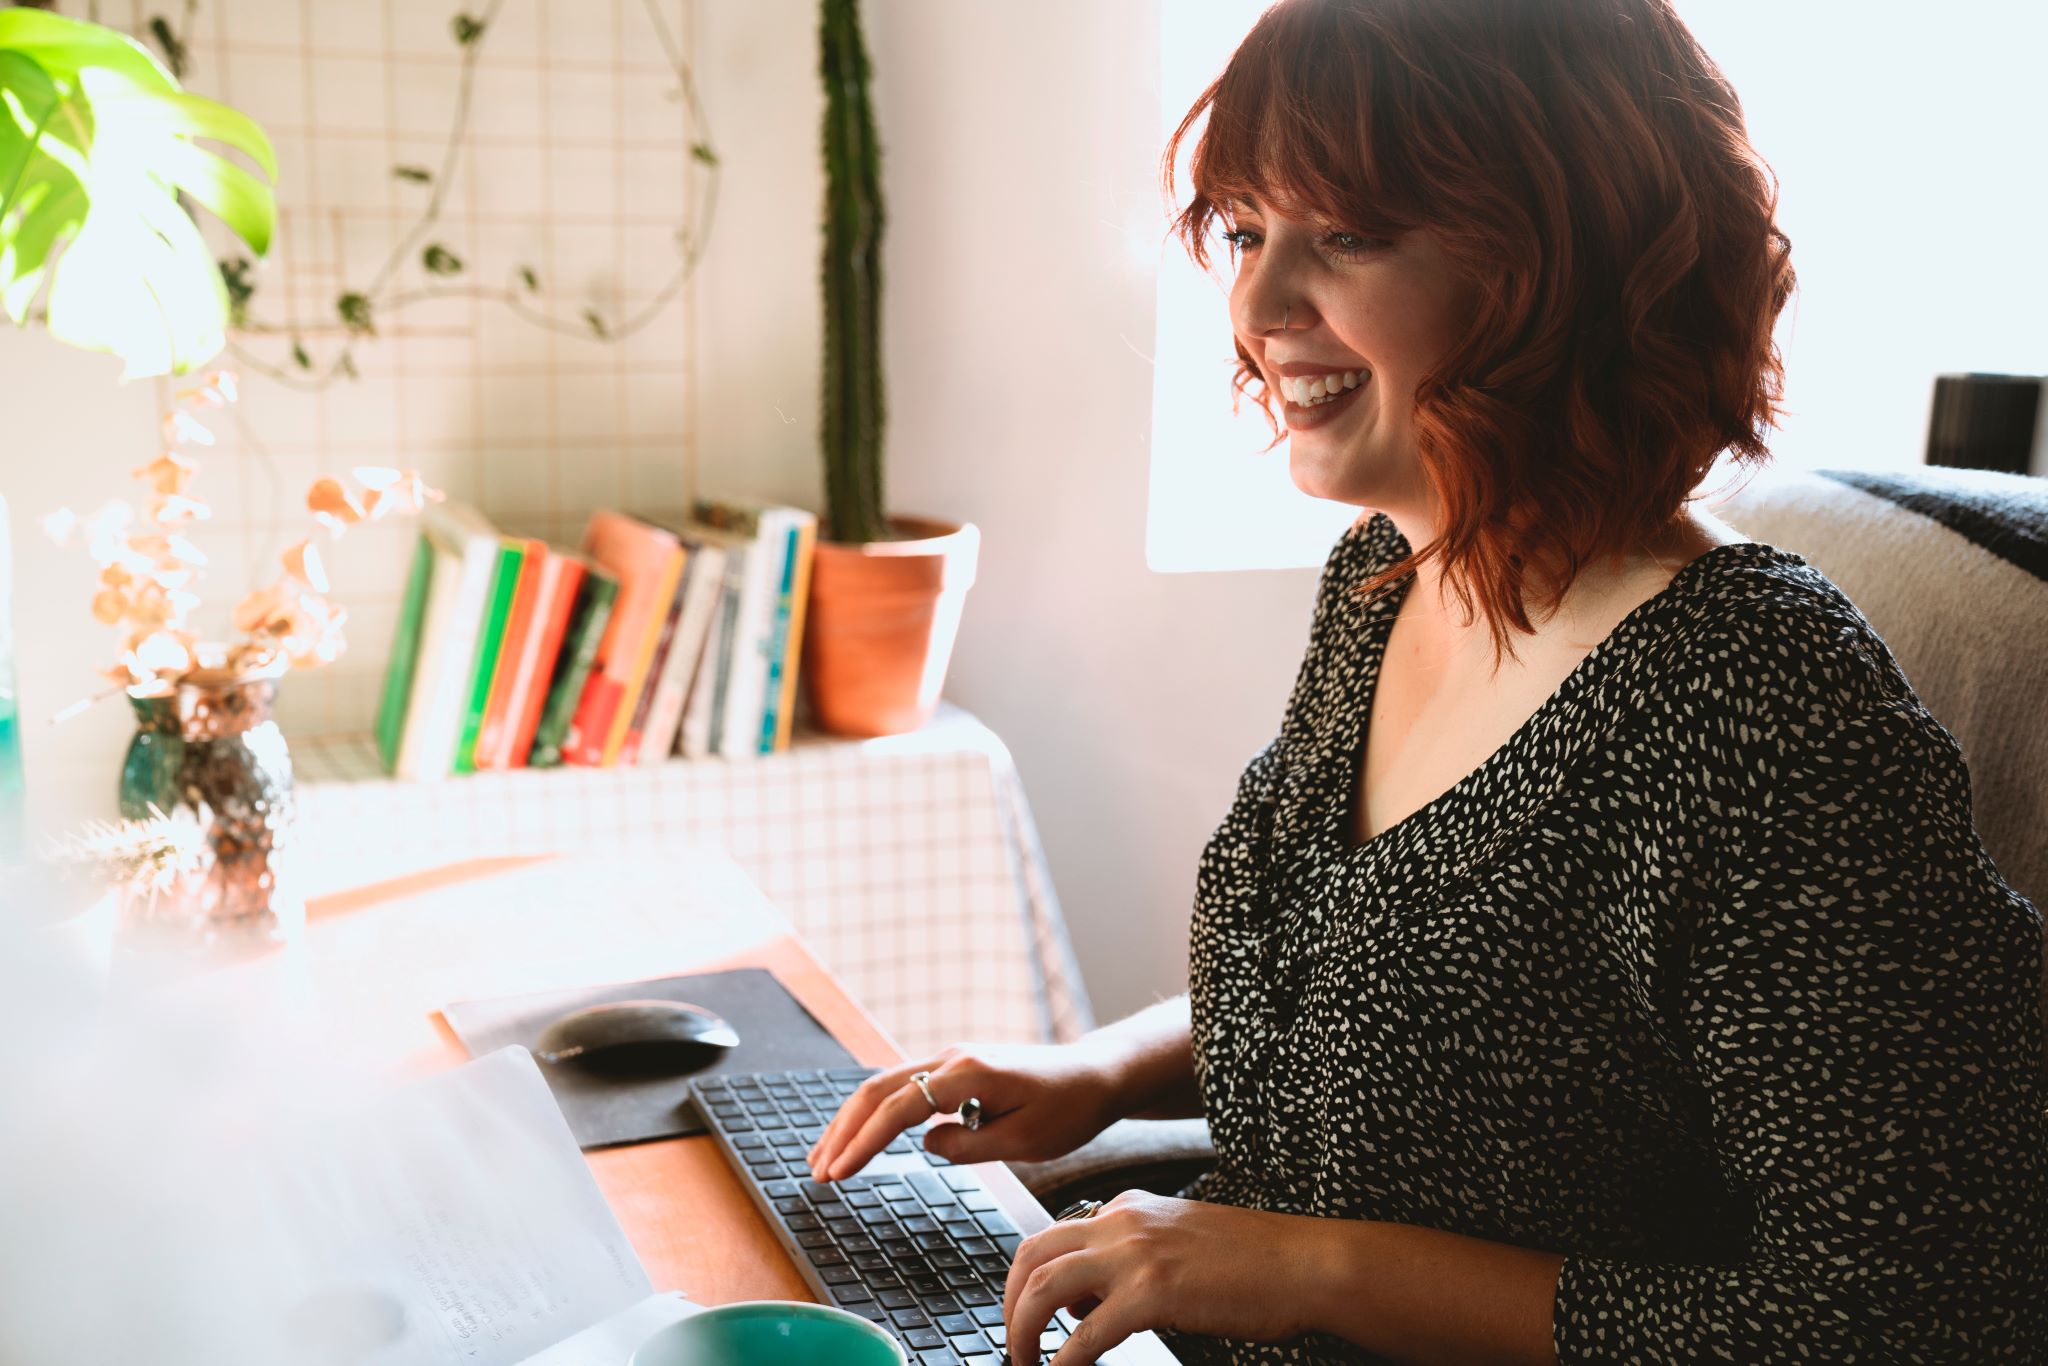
[131,0,721,392]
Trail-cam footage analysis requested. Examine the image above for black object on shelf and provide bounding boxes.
[1925,372,2046,475]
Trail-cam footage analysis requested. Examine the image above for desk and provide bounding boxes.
[289,849,1066,1306]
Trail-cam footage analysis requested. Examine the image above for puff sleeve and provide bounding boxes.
[1552,699,2048,1362]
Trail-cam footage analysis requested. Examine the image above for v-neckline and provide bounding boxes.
[1328,522,1791,862]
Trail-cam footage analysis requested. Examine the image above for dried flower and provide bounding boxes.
[49,370,439,698]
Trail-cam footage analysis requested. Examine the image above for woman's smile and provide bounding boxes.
[1281,371,1368,432]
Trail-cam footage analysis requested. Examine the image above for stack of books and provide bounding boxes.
[374,497,819,780]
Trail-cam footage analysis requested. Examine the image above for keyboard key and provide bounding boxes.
[957,1287,998,1309]
[908,1172,959,1206]
[785,1213,823,1232]
[935,1312,976,1335]
[904,1326,946,1349]
[828,1283,874,1306]
[973,1210,1017,1237]
[949,1332,990,1355]
[941,1170,980,1192]
[878,1288,917,1310]
[820,1265,861,1286]
[891,1308,930,1330]
[959,1192,998,1213]
[970,1305,1004,1328]
[916,1351,962,1366]
[795,1230,834,1250]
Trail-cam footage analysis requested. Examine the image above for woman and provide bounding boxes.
[809,1,2048,1361]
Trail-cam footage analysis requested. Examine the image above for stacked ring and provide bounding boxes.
[959,1097,985,1131]
[910,1070,942,1114]
[1053,1199,1103,1222]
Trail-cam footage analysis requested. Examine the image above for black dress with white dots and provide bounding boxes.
[1157,511,2047,1364]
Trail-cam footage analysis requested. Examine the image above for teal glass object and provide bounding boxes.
[0,494,22,864]
[630,1302,907,1366]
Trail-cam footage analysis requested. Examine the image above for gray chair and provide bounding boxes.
[1010,463,2048,1210]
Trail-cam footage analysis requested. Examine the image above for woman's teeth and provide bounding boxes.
[1278,370,1367,406]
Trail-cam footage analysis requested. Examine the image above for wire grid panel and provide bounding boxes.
[108,0,703,742]
[293,704,1095,1056]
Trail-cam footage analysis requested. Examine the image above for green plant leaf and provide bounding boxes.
[145,130,274,253]
[517,264,538,291]
[291,337,310,370]
[336,350,358,379]
[0,10,177,97]
[690,142,718,167]
[146,16,187,80]
[452,14,486,45]
[337,292,375,336]
[218,254,253,324]
[392,163,431,184]
[581,307,607,339]
[421,242,462,275]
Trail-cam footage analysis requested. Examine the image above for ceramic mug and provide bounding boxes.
[630,1300,908,1366]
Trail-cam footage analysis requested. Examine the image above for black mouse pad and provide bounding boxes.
[442,968,860,1150]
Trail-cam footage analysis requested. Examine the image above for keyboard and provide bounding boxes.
[690,1067,1180,1365]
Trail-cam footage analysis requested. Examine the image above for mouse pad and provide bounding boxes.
[443,968,860,1150]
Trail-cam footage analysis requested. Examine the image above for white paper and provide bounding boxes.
[513,1292,702,1366]
[251,1046,654,1364]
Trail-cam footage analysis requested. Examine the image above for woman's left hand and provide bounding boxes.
[1004,1190,1327,1364]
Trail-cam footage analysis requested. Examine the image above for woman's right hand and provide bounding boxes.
[806,1040,1131,1182]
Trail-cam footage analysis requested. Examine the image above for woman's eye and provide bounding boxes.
[1221,227,1259,251]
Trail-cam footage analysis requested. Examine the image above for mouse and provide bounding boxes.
[534,999,740,1078]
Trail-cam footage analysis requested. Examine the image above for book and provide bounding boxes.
[679,541,745,761]
[635,534,727,765]
[396,501,504,782]
[469,536,546,771]
[619,565,686,763]
[499,552,589,769]
[692,499,805,762]
[529,566,620,769]
[373,532,436,775]
[563,512,685,767]
[453,538,527,775]
[758,511,818,754]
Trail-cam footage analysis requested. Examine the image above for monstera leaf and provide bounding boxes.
[0,9,276,377]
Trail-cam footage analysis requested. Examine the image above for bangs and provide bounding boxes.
[1165,2,1424,273]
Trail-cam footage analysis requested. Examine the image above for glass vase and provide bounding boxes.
[118,661,298,950]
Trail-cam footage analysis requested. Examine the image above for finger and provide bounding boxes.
[920,1110,1021,1165]
[1001,1221,1097,1340]
[808,1060,930,1176]
[822,1072,945,1181]
[1006,1250,1103,1366]
[1049,1299,1139,1366]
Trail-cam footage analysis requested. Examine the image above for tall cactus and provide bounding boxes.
[819,0,887,545]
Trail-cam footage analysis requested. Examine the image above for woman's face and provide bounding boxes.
[1224,195,1481,513]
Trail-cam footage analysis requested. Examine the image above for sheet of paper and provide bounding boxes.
[513,1292,702,1366]
[252,1046,654,1364]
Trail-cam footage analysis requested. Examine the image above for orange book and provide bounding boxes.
[563,512,685,767]
[472,537,546,769]
[500,551,588,769]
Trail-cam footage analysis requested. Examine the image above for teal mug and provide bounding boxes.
[631,1301,908,1366]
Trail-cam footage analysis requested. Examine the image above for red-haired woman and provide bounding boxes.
[809,1,2047,1361]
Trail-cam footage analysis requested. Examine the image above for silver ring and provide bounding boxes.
[959,1097,984,1131]
[1054,1199,1102,1222]
[910,1070,941,1115]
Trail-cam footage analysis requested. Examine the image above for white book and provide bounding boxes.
[678,541,744,760]
[715,507,797,761]
[396,501,500,783]
[637,539,727,765]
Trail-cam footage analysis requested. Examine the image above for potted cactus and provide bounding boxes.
[802,0,979,737]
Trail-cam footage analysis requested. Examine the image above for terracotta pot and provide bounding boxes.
[802,516,979,737]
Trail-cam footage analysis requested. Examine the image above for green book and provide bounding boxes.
[527,566,620,769]
[452,540,526,775]
[374,533,437,776]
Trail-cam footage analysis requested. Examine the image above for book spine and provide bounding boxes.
[408,521,500,783]
[375,533,436,775]
[678,552,733,761]
[530,573,618,769]
[505,557,584,768]
[757,520,802,754]
[638,543,722,765]
[704,549,746,756]
[473,539,545,770]
[598,546,686,767]
[770,518,818,754]
[717,514,785,760]
[454,541,526,775]
[621,555,689,763]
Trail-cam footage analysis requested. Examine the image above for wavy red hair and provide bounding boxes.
[1163,0,1797,663]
